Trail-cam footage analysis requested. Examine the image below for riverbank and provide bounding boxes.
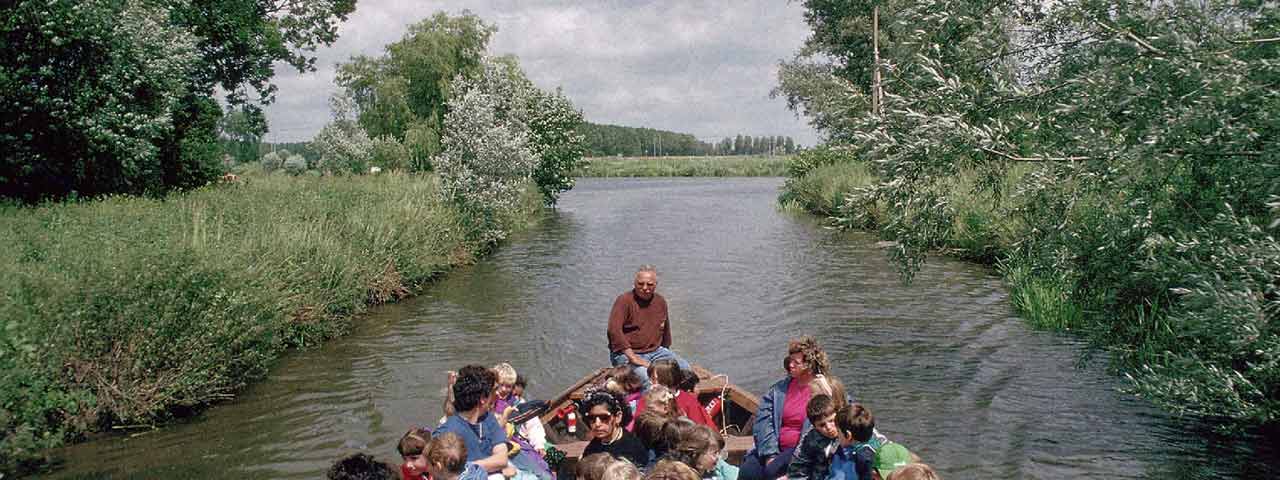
[0,171,543,474]
[778,148,1279,429]
[574,155,789,177]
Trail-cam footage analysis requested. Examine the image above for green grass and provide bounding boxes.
[780,159,1082,329]
[778,161,879,216]
[573,155,790,177]
[0,171,543,473]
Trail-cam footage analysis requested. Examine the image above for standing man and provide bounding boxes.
[608,265,690,388]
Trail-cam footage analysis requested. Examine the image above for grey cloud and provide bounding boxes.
[262,0,819,146]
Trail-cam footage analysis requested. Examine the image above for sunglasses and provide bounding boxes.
[584,413,614,425]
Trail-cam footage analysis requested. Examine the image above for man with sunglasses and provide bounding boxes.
[607,265,691,389]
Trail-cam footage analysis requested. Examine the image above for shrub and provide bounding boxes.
[369,135,411,171]
[436,60,537,245]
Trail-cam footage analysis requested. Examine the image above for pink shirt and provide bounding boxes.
[777,380,811,451]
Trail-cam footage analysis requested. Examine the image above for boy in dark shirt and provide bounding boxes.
[786,394,840,480]
[828,403,879,480]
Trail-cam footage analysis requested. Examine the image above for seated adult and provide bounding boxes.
[581,389,650,468]
[433,365,509,477]
[608,265,690,389]
[738,337,830,480]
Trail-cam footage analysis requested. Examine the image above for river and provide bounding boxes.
[47,178,1275,479]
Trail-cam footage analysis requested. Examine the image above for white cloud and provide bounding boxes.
[262,0,820,146]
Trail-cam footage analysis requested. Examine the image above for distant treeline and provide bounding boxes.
[579,122,798,157]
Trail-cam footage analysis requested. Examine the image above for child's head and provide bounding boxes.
[807,394,838,439]
[886,463,939,480]
[835,403,875,445]
[397,427,433,477]
[577,453,615,480]
[426,432,468,480]
[326,453,395,480]
[634,408,672,451]
[643,384,678,417]
[645,459,700,480]
[661,418,719,474]
[452,365,496,414]
[649,359,683,389]
[607,365,646,395]
[514,374,527,398]
[492,363,518,399]
[809,374,850,408]
[601,458,643,480]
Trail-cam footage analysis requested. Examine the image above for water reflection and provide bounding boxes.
[46,178,1275,479]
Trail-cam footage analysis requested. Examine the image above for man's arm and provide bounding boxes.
[473,443,509,473]
[661,308,672,348]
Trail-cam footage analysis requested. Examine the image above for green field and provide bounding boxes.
[574,155,790,177]
[0,171,542,471]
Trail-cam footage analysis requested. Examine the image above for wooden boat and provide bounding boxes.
[515,365,759,474]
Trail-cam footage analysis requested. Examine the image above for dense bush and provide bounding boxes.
[0,172,542,473]
[0,0,205,202]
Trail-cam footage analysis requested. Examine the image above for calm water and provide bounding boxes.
[47,178,1275,479]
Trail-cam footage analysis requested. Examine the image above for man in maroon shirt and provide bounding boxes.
[607,265,690,389]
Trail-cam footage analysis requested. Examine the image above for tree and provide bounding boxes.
[221,108,267,164]
[336,12,494,168]
[779,0,1280,426]
[436,57,538,245]
[0,0,356,202]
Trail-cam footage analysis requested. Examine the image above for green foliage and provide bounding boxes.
[370,135,412,171]
[437,57,539,245]
[0,0,355,203]
[778,160,878,218]
[0,172,542,473]
[221,108,267,164]
[336,12,494,165]
[528,88,586,205]
[778,0,1280,426]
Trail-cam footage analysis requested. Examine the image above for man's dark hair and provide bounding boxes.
[452,364,496,413]
[515,374,527,389]
[326,453,395,480]
[806,394,835,423]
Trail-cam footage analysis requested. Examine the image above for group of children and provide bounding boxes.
[323,359,939,480]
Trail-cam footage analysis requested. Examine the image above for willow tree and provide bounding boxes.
[780,0,1280,426]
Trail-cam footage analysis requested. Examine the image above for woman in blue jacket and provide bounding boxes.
[739,336,830,480]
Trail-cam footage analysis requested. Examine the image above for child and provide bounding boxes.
[873,443,916,480]
[708,425,740,480]
[885,463,938,480]
[513,374,529,401]
[629,384,678,431]
[828,403,879,480]
[327,452,396,480]
[608,365,647,417]
[492,363,553,480]
[786,394,840,480]
[427,432,489,480]
[398,426,434,480]
[649,360,715,427]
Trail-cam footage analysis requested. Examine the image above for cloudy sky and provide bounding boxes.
[262,0,821,146]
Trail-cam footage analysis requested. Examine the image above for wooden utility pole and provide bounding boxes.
[872,6,883,116]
